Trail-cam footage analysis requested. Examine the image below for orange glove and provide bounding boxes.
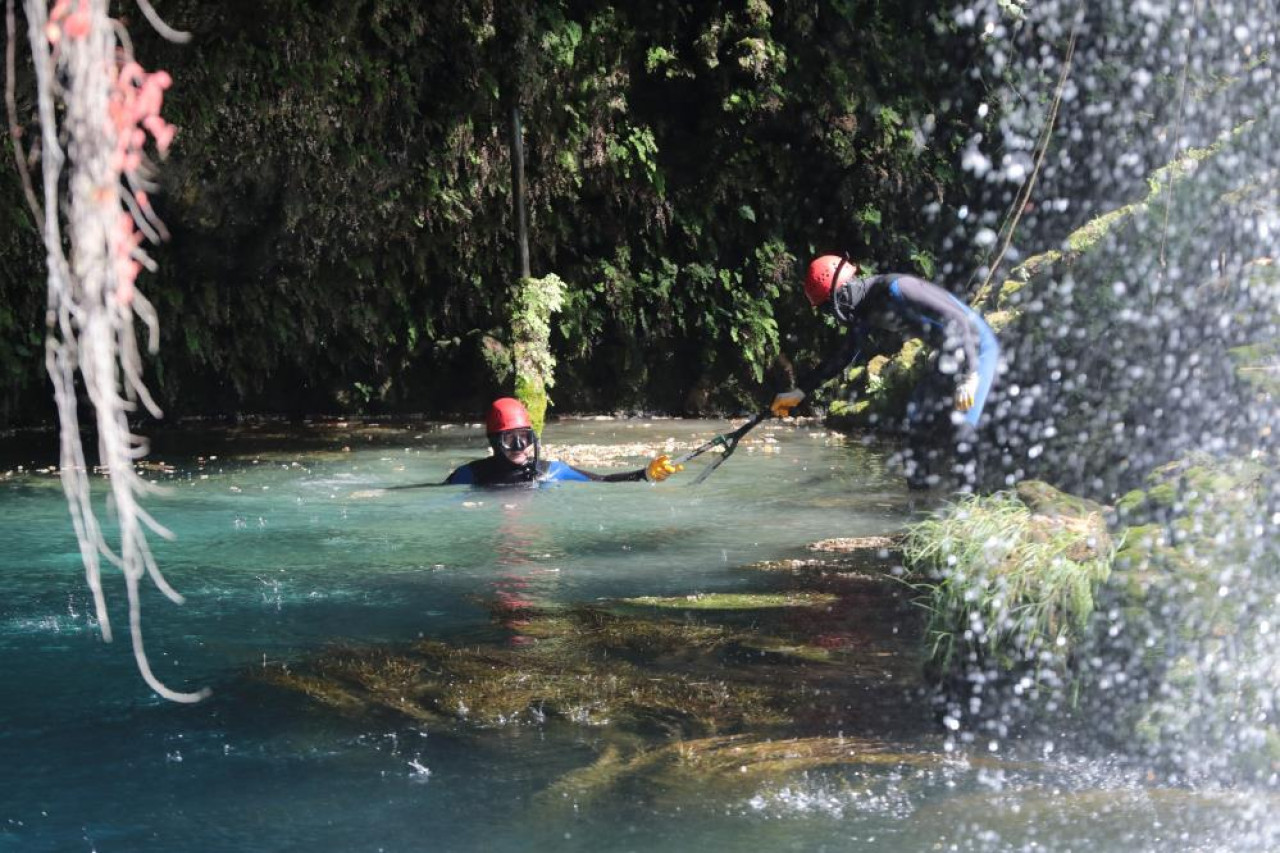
[955,373,980,412]
[770,389,805,417]
[645,454,684,482]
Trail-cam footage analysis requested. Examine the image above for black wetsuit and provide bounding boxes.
[799,275,988,394]
[444,454,648,487]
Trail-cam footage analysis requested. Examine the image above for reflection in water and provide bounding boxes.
[490,492,562,644]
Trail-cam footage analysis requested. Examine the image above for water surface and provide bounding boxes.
[1,418,1272,852]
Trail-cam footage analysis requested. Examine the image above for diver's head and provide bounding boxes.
[804,254,858,307]
[485,397,538,469]
[806,254,871,323]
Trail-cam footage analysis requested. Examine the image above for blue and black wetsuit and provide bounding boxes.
[799,273,999,487]
[445,455,649,487]
[799,274,999,421]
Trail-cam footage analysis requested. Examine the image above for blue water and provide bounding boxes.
[1,418,1274,852]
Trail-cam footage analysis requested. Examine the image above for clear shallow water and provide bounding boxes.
[1,418,1274,852]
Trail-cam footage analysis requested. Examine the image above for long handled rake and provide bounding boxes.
[672,409,772,485]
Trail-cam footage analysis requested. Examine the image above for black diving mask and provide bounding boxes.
[497,428,536,452]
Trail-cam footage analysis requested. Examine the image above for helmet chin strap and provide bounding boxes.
[526,439,540,480]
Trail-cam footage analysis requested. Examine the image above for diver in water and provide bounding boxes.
[771,255,1000,491]
[444,397,683,486]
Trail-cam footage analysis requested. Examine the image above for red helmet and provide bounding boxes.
[485,397,532,434]
[804,255,857,306]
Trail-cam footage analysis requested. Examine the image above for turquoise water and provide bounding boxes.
[1,418,1273,852]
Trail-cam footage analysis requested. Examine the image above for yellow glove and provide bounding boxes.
[770,389,805,417]
[955,372,980,412]
[645,454,683,482]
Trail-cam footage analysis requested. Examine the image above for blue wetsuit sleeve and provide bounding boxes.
[543,461,594,482]
[544,460,646,482]
[444,464,475,485]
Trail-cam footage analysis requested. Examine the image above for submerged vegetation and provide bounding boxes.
[262,550,924,736]
[259,534,932,799]
[538,733,966,811]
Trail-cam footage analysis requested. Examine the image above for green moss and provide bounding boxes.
[1115,488,1148,516]
[1010,248,1063,280]
[984,309,1018,333]
[514,373,550,435]
[1014,480,1106,519]
[1111,524,1166,571]
[1144,480,1179,508]
[1228,342,1280,394]
[826,337,930,429]
[512,274,566,433]
[1100,450,1280,779]
[1066,206,1140,254]
[995,278,1027,308]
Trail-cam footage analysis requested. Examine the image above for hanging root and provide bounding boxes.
[23,0,206,702]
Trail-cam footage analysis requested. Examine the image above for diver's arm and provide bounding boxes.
[558,463,668,483]
[594,467,648,483]
[541,461,643,482]
[795,324,866,395]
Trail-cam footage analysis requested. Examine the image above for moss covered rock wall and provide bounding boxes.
[1,0,988,425]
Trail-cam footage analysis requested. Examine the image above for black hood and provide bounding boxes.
[830,276,873,323]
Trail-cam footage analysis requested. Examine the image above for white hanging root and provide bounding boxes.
[23,0,207,702]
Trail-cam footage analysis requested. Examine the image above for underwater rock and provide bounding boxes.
[808,535,904,553]
[903,457,1280,784]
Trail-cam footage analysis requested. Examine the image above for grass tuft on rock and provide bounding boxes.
[904,484,1112,679]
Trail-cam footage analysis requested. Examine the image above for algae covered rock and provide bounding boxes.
[1087,452,1280,783]
[903,482,1112,686]
[541,733,962,810]
[904,456,1280,785]
[259,627,788,734]
[618,592,840,611]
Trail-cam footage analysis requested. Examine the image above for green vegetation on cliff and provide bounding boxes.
[2,0,988,424]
